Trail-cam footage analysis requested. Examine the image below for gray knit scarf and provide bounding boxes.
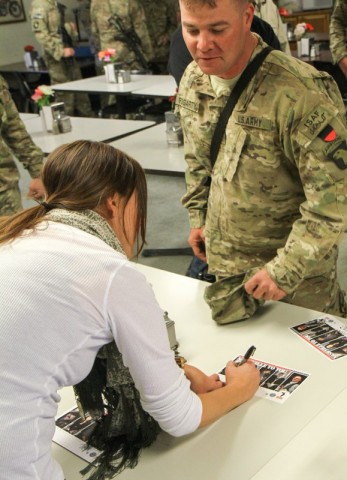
[48,209,160,479]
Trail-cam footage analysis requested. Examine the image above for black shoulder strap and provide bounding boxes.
[210,46,273,168]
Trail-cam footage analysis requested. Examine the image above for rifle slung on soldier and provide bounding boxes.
[57,2,74,68]
[108,14,150,72]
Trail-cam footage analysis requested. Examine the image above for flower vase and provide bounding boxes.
[40,105,53,132]
[296,41,302,57]
[104,64,117,83]
[165,111,183,147]
[40,109,47,132]
[297,37,310,57]
[104,64,131,83]
[24,52,34,69]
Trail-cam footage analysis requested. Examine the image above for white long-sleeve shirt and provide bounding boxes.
[0,222,202,479]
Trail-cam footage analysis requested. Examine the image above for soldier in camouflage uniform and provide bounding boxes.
[91,0,154,71]
[0,76,45,216]
[176,0,347,319]
[329,0,347,78]
[139,0,178,72]
[30,0,94,116]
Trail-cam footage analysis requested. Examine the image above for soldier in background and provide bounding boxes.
[91,0,154,71]
[329,0,347,78]
[176,0,347,319]
[30,0,94,117]
[253,0,291,54]
[0,75,45,216]
[139,0,178,73]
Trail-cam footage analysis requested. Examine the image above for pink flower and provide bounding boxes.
[31,85,54,109]
[98,48,117,64]
[31,91,43,102]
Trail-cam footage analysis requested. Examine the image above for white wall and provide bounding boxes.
[0,0,78,66]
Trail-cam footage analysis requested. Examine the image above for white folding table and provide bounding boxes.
[111,122,185,176]
[50,74,177,118]
[52,264,347,480]
[21,115,154,154]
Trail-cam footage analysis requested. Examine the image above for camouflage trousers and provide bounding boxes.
[45,56,93,117]
[0,179,22,216]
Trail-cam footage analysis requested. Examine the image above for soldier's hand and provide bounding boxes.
[63,47,75,58]
[28,177,45,201]
[188,227,207,262]
[244,268,287,301]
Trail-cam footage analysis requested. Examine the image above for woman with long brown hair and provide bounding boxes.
[0,140,259,480]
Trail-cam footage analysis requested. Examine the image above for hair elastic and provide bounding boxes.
[40,201,54,211]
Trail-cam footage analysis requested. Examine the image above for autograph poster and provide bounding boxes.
[53,406,101,462]
[220,356,310,404]
[290,316,347,360]
[255,359,309,404]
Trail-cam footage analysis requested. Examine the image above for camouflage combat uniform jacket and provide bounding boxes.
[91,0,153,71]
[30,0,93,116]
[31,0,75,63]
[176,39,347,306]
[329,0,347,65]
[0,76,43,215]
